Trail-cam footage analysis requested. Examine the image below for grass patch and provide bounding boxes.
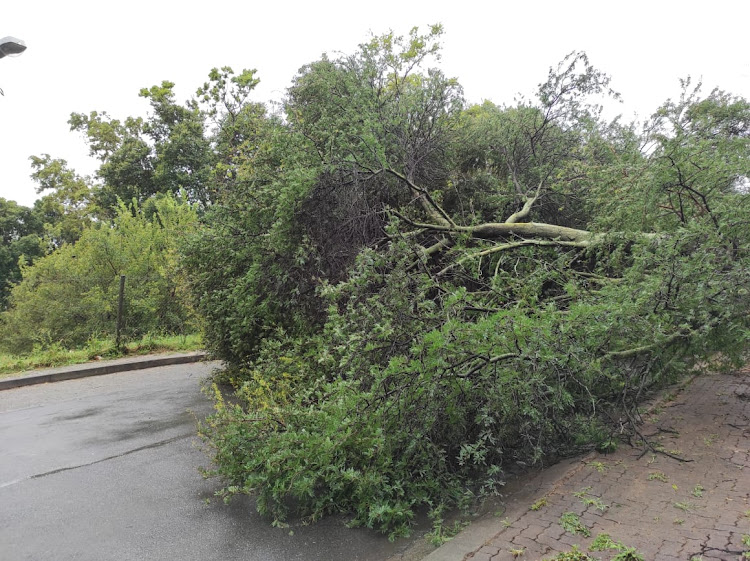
[573,487,608,512]
[0,333,203,378]
[612,548,645,561]
[530,497,548,511]
[546,545,594,560]
[589,533,619,551]
[589,533,645,560]
[560,512,590,537]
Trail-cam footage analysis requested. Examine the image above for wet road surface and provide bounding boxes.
[0,362,417,561]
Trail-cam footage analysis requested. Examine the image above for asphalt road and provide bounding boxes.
[0,362,417,561]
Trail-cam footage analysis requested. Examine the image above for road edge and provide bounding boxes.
[0,351,208,391]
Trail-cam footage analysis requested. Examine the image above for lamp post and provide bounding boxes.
[0,36,26,58]
[0,36,26,96]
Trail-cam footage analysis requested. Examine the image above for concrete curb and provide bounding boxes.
[0,351,208,391]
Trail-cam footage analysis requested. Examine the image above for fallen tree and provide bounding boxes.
[188,27,750,538]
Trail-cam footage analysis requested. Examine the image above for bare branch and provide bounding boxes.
[437,238,587,276]
[390,212,595,244]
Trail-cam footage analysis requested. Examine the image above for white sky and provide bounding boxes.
[1,0,748,207]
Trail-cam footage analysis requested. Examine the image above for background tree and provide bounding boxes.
[0,195,199,353]
[0,197,45,309]
[194,66,264,197]
[68,68,262,216]
[1,67,260,357]
[29,154,95,246]
[67,111,156,214]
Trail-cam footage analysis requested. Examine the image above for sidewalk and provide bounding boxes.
[423,366,750,561]
[0,351,207,390]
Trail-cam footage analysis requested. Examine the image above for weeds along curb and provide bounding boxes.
[0,352,207,391]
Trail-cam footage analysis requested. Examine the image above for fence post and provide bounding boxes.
[116,275,126,349]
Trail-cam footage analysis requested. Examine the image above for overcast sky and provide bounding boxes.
[2,0,748,207]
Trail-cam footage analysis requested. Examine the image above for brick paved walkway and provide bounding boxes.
[462,368,750,561]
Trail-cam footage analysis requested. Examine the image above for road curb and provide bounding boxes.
[0,351,208,391]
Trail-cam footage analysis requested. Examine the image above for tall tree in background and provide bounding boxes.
[68,81,212,212]
[0,198,45,309]
[2,67,260,353]
[67,67,263,215]
[29,154,95,246]
[67,110,156,214]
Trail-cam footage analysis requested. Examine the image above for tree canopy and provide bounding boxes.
[0,197,45,309]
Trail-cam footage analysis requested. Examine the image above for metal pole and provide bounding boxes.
[0,37,27,59]
[116,275,126,349]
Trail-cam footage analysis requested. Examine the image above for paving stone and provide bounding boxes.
[475,545,501,557]
[538,524,566,540]
[704,531,730,550]
[518,523,547,539]
[455,369,750,561]
[656,539,684,557]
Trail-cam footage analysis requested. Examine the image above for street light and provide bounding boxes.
[0,36,27,58]
[0,36,26,96]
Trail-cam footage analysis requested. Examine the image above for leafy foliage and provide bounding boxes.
[192,28,749,539]
[29,154,96,246]
[0,198,45,309]
[3,66,261,353]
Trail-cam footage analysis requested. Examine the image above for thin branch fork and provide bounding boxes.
[382,167,456,227]
[457,353,519,378]
[505,177,545,224]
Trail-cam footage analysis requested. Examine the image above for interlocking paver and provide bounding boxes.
[456,366,750,561]
[518,524,546,539]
